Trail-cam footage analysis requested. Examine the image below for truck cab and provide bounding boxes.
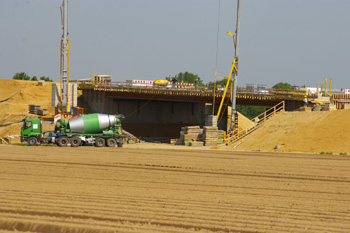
[21,119,42,146]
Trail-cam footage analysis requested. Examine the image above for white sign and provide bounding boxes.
[54,114,62,124]
[306,87,317,94]
[345,89,350,94]
[33,124,38,129]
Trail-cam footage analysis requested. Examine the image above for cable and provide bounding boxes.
[124,94,157,118]
[0,91,19,103]
[215,0,222,71]
[218,94,230,125]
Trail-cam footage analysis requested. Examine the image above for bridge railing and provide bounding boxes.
[81,81,233,98]
[76,80,315,102]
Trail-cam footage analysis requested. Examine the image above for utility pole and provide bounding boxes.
[230,0,241,131]
[60,0,69,113]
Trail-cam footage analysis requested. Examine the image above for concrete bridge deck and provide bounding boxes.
[78,82,310,108]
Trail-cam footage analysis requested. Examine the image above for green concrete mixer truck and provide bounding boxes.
[21,113,127,147]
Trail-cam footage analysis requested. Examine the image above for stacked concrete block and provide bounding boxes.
[37,80,45,86]
[70,83,78,107]
[176,126,203,146]
[29,105,41,114]
[51,83,78,107]
[203,126,219,146]
[37,109,49,116]
[312,105,322,111]
[189,141,204,147]
[51,84,59,107]
[28,105,49,115]
[176,126,224,146]
[205,115,217,127]
[321,104,335,111]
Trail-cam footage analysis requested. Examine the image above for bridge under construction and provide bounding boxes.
[75,79,312,141]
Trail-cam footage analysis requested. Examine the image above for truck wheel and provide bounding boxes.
[28,137,38,146]
[70,136,81,147]
[106,138,117,147]
[57,136,69,147]
[56,138,61,147]
[95,137,105,147]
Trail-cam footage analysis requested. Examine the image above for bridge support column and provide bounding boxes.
[285,100,304,111]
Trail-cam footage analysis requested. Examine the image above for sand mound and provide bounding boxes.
[234,110,350,154]
[0,79,55,138]
[237,111,255,131]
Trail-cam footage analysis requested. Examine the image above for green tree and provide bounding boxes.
[40,76,53,82]
[13,72,31,80]
[167,72,203,85]
[272,82,292,90]
[236,105,267,120]
[31,76,38,81]
[208,78,232,87]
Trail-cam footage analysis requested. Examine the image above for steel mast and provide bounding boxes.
[230,0,241,131]
[60,0,69,113]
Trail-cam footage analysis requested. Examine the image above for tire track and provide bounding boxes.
[0,191,350,233]
[1,146,350,232]
[1,190,350,220]
[1,158,349,183]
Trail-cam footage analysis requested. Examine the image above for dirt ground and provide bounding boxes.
[1,144,350,233]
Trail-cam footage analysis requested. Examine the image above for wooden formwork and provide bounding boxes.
[332,94,350,109]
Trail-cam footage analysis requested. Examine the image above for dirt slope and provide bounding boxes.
[1,145,350,233]
[0,79,55,137]
[234,110,350,154]
[237,111,255,131]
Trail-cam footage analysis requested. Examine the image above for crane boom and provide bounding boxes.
[60,0,69,113]
[230,0,241,131]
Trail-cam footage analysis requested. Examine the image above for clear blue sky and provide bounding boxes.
[1,0,349,89]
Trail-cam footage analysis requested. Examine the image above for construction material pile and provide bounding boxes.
[29,105,41,114]
[203,126,220,146]
[28,105,49,115]
[176,126,224,147]
[176,126,203,146]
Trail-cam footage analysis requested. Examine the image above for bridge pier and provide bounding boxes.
[285,100,304,111]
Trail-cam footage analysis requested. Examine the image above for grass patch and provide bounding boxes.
[320,152,333,155]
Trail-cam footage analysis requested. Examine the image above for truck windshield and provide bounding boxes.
[25,121,32,129]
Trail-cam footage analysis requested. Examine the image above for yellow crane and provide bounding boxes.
[213,0,241,133]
